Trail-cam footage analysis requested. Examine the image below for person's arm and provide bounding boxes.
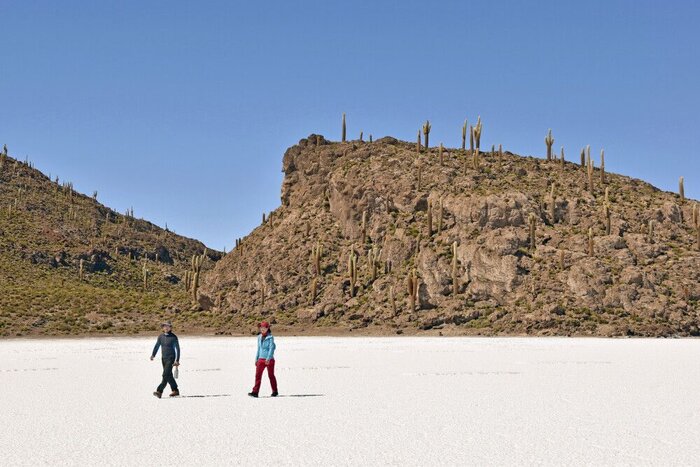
[255,335,261,362]
[174,336,180,364]
[265,336,276,362]
[150,337,161,359]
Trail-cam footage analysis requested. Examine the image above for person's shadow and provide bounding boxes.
[177,394,325,399]
[178,394,231,398]
[260,394,324,398]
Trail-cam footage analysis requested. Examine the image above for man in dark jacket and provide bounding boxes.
[150,321,180,398]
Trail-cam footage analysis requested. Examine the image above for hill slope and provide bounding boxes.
[199,134,700,336]
[0,151,223,336]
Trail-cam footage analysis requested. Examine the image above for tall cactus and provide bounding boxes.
[188,251,206,301]
[461,119,468,150]
[679,176,685,203]
[545,129,554,161]
[528,213,537,250]
[473,116,482,149]
[368,245,382,281]
[692,203,698,228]
[416,129,422,153]
[437,198,443,234]
[361,210,368,245]
[192,271,200,301]
[348,247,358,297]
[587,157,594,193]
[359,131,363,142]
[469,125,474,153]
[580,148,586,167]
[310,277,318,305]
[588,227,594,256]
[422,120,431,149]
[426,200,433,237]
[185,270,193,292]
[342,113,347,142]
[648,219,655,243]
[407,269,418,312]
[312,241,323,276]
[586,145,591,168]
[548,184,556,223]
[451,241,458,296]
[560,147,565,167]
[603,204,611,235]
[600,149,606,184]
[472,147,480,170]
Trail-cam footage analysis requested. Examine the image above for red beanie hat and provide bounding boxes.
[259,321,270,328]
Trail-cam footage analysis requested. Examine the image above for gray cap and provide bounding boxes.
[161,321,173,327]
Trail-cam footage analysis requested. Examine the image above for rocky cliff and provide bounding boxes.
[199,135,700,336]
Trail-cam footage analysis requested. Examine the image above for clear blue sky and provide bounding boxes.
[2,0,699,250]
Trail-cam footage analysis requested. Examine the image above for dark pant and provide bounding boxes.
[157,359,178,393]
[252,358,277,394]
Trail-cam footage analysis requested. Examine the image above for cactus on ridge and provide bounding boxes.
[341,113,346,142]
[422,120,431,149]
[545,129,554,161]
[451,241,458,296]
[461,120,468,150]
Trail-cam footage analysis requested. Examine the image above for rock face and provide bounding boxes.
[200,134,700,336]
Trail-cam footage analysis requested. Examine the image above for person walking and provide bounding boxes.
[248,321,278,398]
[150,321,180,398]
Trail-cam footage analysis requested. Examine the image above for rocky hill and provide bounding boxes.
[199,134,700,336]
[0,149,222,336]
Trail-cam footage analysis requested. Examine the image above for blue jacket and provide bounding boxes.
[151,332,180,362]
[255,333,276,361]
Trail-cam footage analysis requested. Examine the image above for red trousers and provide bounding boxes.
[252,358,278,394]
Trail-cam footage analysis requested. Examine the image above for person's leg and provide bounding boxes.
[157,360,171,393]
[252,359,265,394]
[267,360,278,393]
[166,362,178,391]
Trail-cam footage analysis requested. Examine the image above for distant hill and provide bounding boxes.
[0,149,223,336]
[199,133,700,337]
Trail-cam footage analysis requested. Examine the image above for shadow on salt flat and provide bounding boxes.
[279,366,349,371]
[178,394,232,398]
[258,394,325,399]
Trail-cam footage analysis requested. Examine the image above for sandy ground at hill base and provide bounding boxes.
[1,337,699,466]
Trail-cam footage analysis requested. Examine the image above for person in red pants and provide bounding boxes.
[248,321,278,398]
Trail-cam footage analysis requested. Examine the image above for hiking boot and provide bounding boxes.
[169,390,180,397]
[153,391,162,399]
[248,392,258,398]
[271,391,278,397]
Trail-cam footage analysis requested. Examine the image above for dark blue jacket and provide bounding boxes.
[152,332,180,362]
